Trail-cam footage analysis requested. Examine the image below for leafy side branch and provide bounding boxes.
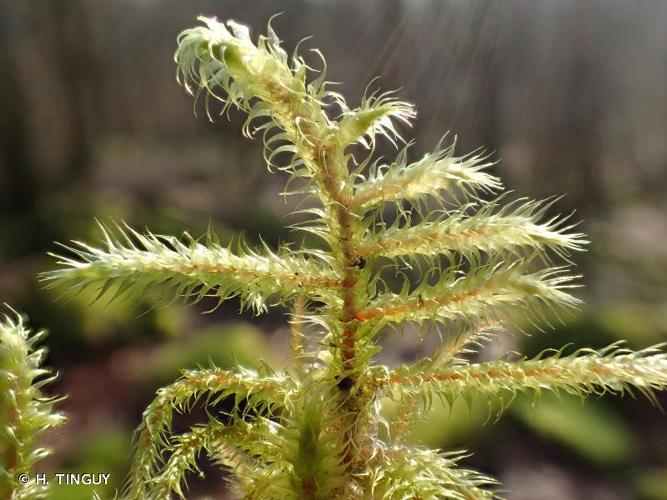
[358,198,587,260]
[356,264,581,325]
[145,417,285,499]
[350,144,500,210]
[42,223,339,313]
[387,344,667,409]
[124,366,288,499]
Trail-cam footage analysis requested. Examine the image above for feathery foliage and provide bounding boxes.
[42,15,667,498]
[0,309,66,500]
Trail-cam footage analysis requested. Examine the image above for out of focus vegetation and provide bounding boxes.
[0,1,665,498]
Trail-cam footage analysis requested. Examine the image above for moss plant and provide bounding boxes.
[0,309,66,499]
[42,16,667,499]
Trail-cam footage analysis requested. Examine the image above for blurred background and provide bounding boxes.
[1,0,666,498]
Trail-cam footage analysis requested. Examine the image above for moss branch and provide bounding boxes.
[356,265,580,326]
[0,311,65,500]
[43,223,339,313]
[124,367,287,499]
[387,343,667,409]
[359,201,587,260]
